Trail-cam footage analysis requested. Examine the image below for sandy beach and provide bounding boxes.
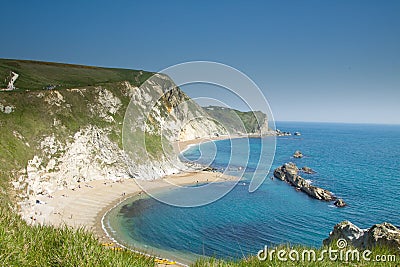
[175,135,229,153]
[31,171,238,266]
[174,134,250,153]
[28,137,240,265]
[33,170,239,229]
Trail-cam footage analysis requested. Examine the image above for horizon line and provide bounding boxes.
[275,120,400,126]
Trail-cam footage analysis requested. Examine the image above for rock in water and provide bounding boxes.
[323,221,400,252]
[323,221,365,247]
[293,150,303,158]
[302,186,335,201]
[273,168,285,180]
[273,162,335,201]
[334,198,346,207]
[301,166,315,174]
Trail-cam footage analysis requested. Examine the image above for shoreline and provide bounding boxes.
[95,170,240,239]
[32,136,241,265]
[36,172,239,266]
[175,133,268,154]
[175,134,234,153]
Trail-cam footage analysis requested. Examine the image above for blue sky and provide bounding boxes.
[1,0,399,124]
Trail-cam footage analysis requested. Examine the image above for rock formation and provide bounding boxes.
[0,102,15,113]
[0,59,273,226]
[301,166,315,174]
[3,71,19,91]
[273,162,335,201]
[275,129,291,136]
[323,221,400,252]
[293,150,303,158]
[0,62,271,223]
[334,198,346,207]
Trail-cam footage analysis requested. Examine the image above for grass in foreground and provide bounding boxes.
[0,59,398,266]
[0,204,153,266]
[1,196,398,267]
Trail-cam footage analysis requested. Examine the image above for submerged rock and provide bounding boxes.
[323,221,400,252]
[293,150,303,158]
[334,198,347,207]
[301,166,315,174]
[273,162,335,201]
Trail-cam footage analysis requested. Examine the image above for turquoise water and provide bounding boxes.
[105,122,400,262]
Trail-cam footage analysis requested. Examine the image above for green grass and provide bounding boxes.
[0,195,398,267]
[204,106,268,134]
[0,59,398,266]
[0,58,154,91]
[234,109,267,133]
[0,204,154,266]
[144,133,163,158]
[0,59,160,265]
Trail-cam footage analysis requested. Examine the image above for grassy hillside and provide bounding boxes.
[204,105,268,133]
[0,59,156,266]
[0,58,153,91]
[0,59,397,266]
[0,71,149,192]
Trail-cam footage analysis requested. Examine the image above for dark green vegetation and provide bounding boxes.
[204,105,267,134]
[0,59,397,266]
[0,58,153,91]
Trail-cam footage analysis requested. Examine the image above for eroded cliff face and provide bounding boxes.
[0,60,271,222]
[123,74,226,144]
[121,74,228,176]
[0,75,232,220]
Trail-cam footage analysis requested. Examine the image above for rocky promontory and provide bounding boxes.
[323,221,400,252]
[273,162,335,201]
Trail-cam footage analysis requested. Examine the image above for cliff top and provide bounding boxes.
[0,58,154,91]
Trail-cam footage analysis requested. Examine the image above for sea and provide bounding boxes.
[103,122,400,263]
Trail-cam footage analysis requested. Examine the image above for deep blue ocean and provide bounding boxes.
[104,122,400,263]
